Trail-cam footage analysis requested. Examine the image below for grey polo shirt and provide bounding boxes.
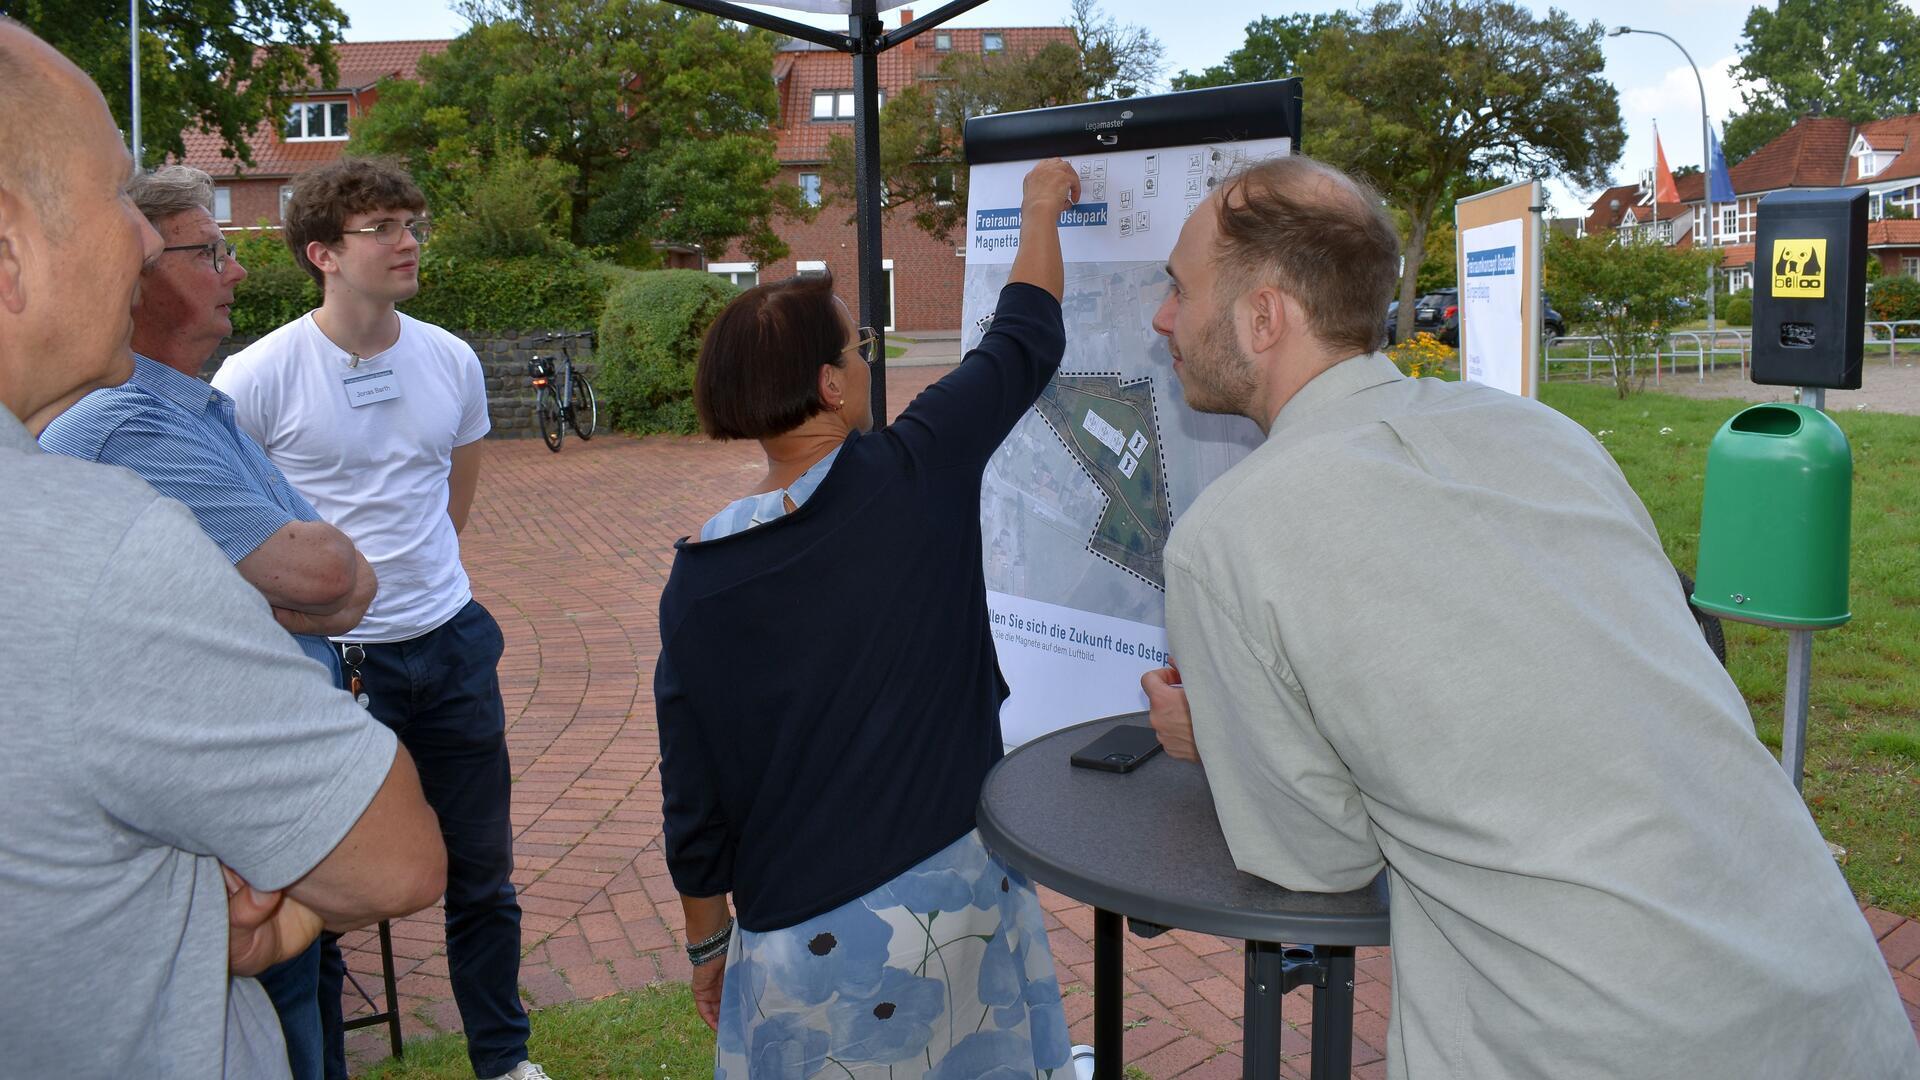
[1165,354,1919,1079]
[0,409,397,1076]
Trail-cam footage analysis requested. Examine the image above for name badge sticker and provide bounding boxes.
[342,367,402,407]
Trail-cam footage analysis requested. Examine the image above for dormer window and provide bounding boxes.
[285,100,349,141]
[1852,134,1894,179]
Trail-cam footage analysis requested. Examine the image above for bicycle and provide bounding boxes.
[527,331,598,452]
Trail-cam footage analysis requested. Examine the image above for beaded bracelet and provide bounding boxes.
[688,917,735,967]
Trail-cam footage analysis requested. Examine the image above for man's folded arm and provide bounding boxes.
[284,742,446,933]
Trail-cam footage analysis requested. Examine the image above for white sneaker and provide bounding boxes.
[484,1063,553,1080]
[1071,1044,1096,1080]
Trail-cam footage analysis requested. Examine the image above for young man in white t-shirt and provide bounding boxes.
[215,159,547,1080]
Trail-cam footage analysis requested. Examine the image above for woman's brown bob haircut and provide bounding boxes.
[282,157,427,290]
[695,272,851,440]
[1212,157,1402,356]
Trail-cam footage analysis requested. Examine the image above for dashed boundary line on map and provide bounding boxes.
[1030,369,1175,591]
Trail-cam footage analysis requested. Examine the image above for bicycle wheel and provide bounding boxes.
[536,386,563,452]
[569,374,597,440]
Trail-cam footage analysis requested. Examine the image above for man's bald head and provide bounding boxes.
[1211,156,1401,356]
[0,17,94,234]
[0,18,160,430]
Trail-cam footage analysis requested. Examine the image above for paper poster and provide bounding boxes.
[964,138,1289,745]
[1460,217,1525,396]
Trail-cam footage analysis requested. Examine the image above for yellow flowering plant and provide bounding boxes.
[1385,332,1456,379]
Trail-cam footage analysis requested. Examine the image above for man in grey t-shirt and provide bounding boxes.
[0,21,447,1076]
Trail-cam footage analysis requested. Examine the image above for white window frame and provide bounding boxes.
[708,261,758,288]
[798,172,822,208]
[283,99,349,142]
[810,90,877,121]
[934,31,952,50]
[982,32,1004,53]
[1720,205,1737,237]
[212,186,232,223]
[278,184,295,222]
[795,260,829,277]
[1905,256,1920,279]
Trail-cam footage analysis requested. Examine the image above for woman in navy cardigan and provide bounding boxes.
[656,158,1081,1078]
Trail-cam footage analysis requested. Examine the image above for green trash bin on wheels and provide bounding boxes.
[1691,402,1852,630]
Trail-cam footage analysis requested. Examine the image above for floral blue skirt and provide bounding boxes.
[713,829,1073,1079]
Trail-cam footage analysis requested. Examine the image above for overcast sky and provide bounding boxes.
[330,0,1909,217]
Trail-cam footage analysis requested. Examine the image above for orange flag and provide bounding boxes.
[1654,126,1680,204]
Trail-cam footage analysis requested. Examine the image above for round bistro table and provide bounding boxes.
[977,714,1390,1080]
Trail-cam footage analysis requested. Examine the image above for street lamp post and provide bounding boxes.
[1610,26,1717,347]
[129,0,141,165]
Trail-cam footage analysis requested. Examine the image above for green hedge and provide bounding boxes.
[229,234,634,336]
[596,270,738,435]
[1869,275,1920,322]
[1724,296,1752,326]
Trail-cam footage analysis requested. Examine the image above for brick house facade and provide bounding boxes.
[179,40,448,232]
[1585,113,1920,289]
[716,11,1076,331]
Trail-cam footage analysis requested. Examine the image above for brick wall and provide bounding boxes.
[723,166,966,332]
[223,178,288,230]
[207,331,595,440]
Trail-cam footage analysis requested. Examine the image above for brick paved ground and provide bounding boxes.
[342,365,1920,1077]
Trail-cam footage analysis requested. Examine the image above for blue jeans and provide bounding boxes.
[259,939,323,1080]
[320,599,527,1079]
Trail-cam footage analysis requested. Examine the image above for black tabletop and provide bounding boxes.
[979,714,1390,946]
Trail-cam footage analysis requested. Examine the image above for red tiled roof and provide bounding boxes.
[773,26,1077,163]
[316,40,448,89]
[1729,116,1853,192]
[177,40,450,178]
[1868,219,1920,248]
[1673,172,1704,203]
[1717,242,1754,268]
[1582,182,1641,235]
[1850,115,1920,184]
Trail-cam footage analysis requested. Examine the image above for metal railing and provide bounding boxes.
[1542,328,1752,383]
[1864,320,1920,366]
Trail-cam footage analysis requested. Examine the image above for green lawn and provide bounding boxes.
[1540,383,1920,915]
[359,986,714,1079]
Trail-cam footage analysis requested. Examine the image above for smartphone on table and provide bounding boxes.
[1069,724,1163,773]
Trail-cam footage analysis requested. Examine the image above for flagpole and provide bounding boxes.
[1612,27,1716,353]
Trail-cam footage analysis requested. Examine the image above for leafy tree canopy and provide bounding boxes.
[1723,0,1920,162]
[348,0,804,265]
[7,0,346,167]
[1304,0,1624,341]
[1169,13,1353,91]
[1547,230,1720,396]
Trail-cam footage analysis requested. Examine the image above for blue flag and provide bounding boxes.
[1708,127,1737,203]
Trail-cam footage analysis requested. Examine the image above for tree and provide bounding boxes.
[821,0,1164,242]
[1545,232,1719,397]
[8,0,347,167]
[1169,13,1353,91]
[348,0,804,265]
[1306,0,1624,344]
[1722,0,1920,162]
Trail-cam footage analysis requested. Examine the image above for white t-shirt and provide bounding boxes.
[215,311,491,642]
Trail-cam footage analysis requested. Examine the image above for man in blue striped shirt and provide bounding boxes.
[39,163,376,1080]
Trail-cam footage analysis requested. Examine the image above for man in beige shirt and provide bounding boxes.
[1141,155,1918,1079]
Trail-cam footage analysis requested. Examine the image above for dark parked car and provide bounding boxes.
[1414,287,1565,346]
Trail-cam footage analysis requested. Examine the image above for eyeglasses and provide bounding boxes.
[159,239,237,274]
[843,326,879,365]
[342,218,432,245]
